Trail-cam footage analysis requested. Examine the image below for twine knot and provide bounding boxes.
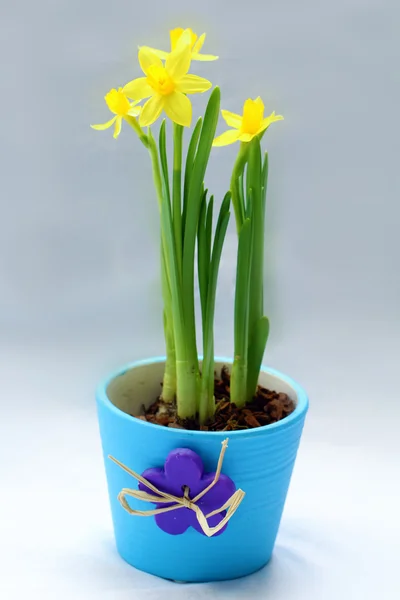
[181,486,194,509]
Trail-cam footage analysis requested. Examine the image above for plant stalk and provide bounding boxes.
[230,142,249,233]
[230,217,253,408]
[147,129,177,402]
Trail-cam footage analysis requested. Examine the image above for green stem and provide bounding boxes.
[230,217,252,408]
[175,359,198,419]
[246,316,269,401]
[159,120,171,206]
[147,129,177,402]
[230,142,249,233]
[245,153,270,400]
[247,139,263,351]
[125,116,148,148]
[173,124,183,280]
[261,151,269,221]
[161,248,176,402]
[199,352,213,425]
[126,119,180,403]
[246,139,266,401]
[147,129,163,209]
[162,311,176,402]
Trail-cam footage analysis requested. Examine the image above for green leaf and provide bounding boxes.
[205,194,214,275]
[182,87,221,369]
[203,194,231,360]
[183,117,202,238]
[220,190,231,217]
[246,186,253,219]
[172,123,184,279]
[199,195,231,424]
[197,189,208,327]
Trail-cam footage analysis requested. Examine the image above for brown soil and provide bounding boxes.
[134,366,295,432]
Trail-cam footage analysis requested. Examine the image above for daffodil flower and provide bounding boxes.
[91,88,141,139]
[142,27,218,62]
[122,43,212,128]
[213,97,283,147]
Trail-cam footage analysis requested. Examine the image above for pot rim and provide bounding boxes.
[96,356,309,438]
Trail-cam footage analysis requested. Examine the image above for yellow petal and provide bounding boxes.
[138,47,163,75]
[254,96,264,111]
[170,27,185,51]
[260,112,284,131]
[166,42,191,81]
[91,116,117,130]
[113,116,122,139]
[139,45,169,60]
[192,33,205,54]
[104,88,131,115]
[241,97,265,135]
[139,95,164,127]
[191,52,219,61]
[176,74,212,94]
[212,129,241,147]
[123,78,153,101]
[238,132,254,142]
[191,33,218,60]
[174,28,196,51]
[127,104,141,116]
[163,91,192,127]
[221,110,242,129]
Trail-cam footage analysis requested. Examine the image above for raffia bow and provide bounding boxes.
[108,438,245,537]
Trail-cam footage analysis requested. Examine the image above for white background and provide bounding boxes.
[1,0,399,597]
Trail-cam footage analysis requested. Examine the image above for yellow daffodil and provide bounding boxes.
[91,88,141,139]
[213,97,284,147]
[141,27,218,62]
[122,42,212,128]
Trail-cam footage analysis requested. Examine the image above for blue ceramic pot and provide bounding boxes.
[96,357,308,583]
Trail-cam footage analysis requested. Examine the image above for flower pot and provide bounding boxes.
[96,357,308,583]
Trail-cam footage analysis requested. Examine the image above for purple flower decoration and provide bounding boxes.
[139,447,236,536]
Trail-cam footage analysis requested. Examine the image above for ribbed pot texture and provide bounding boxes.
[96,357,308,582]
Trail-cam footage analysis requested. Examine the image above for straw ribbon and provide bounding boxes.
[108,439,245,537]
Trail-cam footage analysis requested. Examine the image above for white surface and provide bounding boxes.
[1,344,399,600]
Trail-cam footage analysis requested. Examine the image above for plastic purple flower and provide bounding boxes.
[139,447,236,536]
